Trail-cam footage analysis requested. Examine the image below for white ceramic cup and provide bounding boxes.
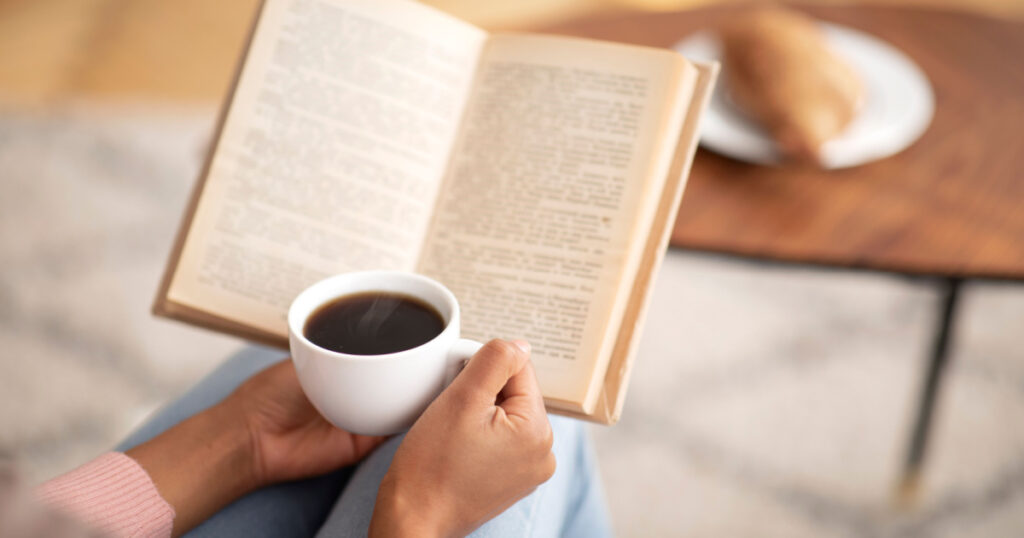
[288,271,483,436]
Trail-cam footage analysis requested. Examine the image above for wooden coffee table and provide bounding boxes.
[542,3,1024,497]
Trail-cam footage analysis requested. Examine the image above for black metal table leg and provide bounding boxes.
[898,277,963,505]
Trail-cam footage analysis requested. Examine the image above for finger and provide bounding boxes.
[497,357,546,418]
[449,339,529,404]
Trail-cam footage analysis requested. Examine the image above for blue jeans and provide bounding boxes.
[116,347,612,537]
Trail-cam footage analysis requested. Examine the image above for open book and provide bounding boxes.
[154,0,717,424]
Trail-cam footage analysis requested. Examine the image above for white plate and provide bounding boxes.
[674,23,934,169]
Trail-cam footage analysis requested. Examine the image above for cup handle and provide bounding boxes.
[445,338,484,386]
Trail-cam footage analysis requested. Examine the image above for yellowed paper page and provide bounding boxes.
[167,0,487,336]
[417,34,692,409]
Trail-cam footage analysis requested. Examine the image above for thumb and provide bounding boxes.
[497,355,546,420]
[448,339,530,405]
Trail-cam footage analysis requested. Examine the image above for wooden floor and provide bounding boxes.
[0,0,1020,106]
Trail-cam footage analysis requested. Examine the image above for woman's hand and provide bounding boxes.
[127,360,384,536]
[227,360,386,487]
[370,339,556,537]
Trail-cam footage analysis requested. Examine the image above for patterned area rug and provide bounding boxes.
[1,108,1022,536]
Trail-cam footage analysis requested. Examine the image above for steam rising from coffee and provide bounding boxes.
[353,294,401,342]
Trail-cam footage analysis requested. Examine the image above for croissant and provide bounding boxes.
[720,8,863,164]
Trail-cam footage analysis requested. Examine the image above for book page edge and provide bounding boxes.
[577,60,720,426]
[156,298,288,350]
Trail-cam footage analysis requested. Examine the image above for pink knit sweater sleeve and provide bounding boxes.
[36,452,175,538]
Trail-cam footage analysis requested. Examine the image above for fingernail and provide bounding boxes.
[511,340,531,353]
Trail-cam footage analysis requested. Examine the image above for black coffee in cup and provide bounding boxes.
[303,292,445,355]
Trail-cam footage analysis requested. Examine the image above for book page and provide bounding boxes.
[166,0,486,336]
[417,35,693,409]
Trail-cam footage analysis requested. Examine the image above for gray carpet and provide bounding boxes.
[1,108,1022,536]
